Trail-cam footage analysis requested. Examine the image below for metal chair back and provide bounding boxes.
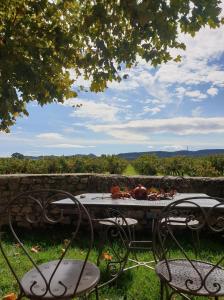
[0,189,95,299]
[153,196,224,299]
[94,208,132,288]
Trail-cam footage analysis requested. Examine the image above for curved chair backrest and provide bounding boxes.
[105,208,133,241]
[95,208,131,288]
[0,189,94,298]
[153,195,224,295]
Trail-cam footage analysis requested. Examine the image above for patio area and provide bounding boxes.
[1,224,223,300]
[1,188,224,300]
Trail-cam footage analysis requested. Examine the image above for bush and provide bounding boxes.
[132,155,158,175]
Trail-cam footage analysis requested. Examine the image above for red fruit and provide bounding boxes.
[133,184,147,200]
[111,186,120,194]
[111,192,120,199]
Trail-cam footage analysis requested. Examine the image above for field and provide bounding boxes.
[1,154,224,177]
[122,164,139,176]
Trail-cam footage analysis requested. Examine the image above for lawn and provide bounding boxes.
[0,226,223,299]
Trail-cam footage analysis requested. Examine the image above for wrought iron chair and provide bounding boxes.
[98,208,138,240]
[0,189,100,300]
[95,208,154,290]
[153,196,224,300]
[94,212,131,289]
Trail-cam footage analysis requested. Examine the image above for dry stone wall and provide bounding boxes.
[0,174,224,228]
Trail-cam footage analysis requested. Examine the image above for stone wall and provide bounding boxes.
[0,174,224,228]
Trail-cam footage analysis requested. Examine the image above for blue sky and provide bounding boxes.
[1,9,224,157]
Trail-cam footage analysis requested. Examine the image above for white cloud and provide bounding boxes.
[207,70,224,87]
[64,98,121,122]
[134,23,224,104]
[72,122,86,126]
[36,133,63,140]
[207,87,219,96]
[35,131,97,148]
[0,132,31,143]
[162,145,186,151]
[88,117,224,141]
[100,20,224,118]
[62,128,76,133]
[175,87,209,102]
[175,87,187,98]
[67,13,224,120]
[192,106,203,117]
[185,90,207,101]
[43,144,95,149]
[108,77,139,91]
[143,107,161,115]
[156,24,224,90]
[98,129,148,143]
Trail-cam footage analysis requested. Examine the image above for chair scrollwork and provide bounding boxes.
[0,189,100,299]
[94,208,132,289]
[153,196,224,300]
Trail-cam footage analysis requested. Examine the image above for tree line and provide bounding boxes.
[1,154,224,177]
[0,155,128,175]
[132,154,224,177]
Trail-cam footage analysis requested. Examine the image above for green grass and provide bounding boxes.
[0,227,223,299]
[123,164,139,176]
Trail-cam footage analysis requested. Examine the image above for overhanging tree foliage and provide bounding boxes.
[0,0,223,131]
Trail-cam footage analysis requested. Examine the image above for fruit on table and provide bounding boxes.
[110,185,176,200]
[111,185,131,199]
[132,184,147,200]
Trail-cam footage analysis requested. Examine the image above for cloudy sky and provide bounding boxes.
[1,8,224,156]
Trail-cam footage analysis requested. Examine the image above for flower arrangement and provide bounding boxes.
[111,184,176,200]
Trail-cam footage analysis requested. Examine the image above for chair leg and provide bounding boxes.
[160,281,165,300]
[95,286,99,300]
[192,229,200,258]
[131,224,135,241]
[164,283,170,300]
[97,226,107,266]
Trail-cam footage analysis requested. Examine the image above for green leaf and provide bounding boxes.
[173,55,182,62]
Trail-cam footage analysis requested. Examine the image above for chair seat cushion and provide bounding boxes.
[156,259,224,296]
[20,259,100,299]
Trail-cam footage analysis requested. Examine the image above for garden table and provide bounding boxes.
[54,192,221,210]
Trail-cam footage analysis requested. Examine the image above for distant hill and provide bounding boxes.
[7,149,224,160]
[9,154,97,160]
[117,149,224,160]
